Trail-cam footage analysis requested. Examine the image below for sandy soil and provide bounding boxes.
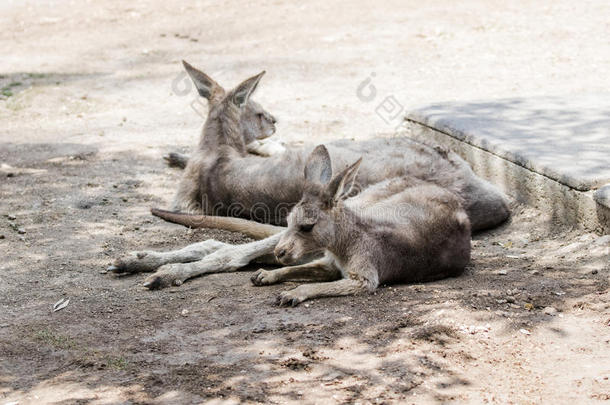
[1,0,609,404]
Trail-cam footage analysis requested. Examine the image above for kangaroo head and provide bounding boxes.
[182,61,277,150]
[275,145,362,264]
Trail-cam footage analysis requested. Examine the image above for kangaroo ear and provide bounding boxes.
[182,60,224,101]
[325,157,362,206]
[304,145,332,185]
[232,71,265,107]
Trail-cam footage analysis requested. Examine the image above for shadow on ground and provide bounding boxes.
[0,142,608,403]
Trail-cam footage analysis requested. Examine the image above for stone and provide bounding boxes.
[543,306,558,316]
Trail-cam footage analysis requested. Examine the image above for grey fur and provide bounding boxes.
[167,62,509,232]
[256,145,471,306]
[109,63,506,290]
[173,137,509,232]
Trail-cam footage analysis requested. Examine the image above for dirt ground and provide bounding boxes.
[1,0,609,404]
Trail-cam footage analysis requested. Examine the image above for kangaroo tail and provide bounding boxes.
[150,208,285,240]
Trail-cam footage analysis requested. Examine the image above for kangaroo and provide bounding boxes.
[163,60,283,169]
[107,63,502,287]
[249,145,471,306]
[162,62,509,231]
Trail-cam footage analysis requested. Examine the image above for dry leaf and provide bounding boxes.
[53,298,70,312]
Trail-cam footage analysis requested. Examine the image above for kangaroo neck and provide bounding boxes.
[326,206,367,259]
[200,105,247,156]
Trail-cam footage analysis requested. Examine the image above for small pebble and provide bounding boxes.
[497,270,508,275]
[7,214,16,220]
[543,306,558,316]
[322,371,344,381]
[181,309,189,316]
[17,228,26,234]
[591,269,598,275]
[252,323,267,333]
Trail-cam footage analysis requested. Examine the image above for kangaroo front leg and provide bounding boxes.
[250,256,340,286]
[278,278,372,307]
[108,239,227,274]
[246,138,286,157]
[143,233,283,289]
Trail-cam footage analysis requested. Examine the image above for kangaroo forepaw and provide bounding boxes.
[108,251,163,274]
[251,269,279,286]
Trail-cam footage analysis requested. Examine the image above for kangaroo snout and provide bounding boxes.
[274,241,297,264]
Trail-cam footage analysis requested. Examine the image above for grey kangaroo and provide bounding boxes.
[163,60,283,169]
[108,62,505,288]
[251,145,471,306]
[158,61,509,231]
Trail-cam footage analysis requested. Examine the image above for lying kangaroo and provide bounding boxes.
[251,145,471,306]
[108,63,505,287]
[164,61,283,169]
[160,62,509,232]
[108,146,470,292]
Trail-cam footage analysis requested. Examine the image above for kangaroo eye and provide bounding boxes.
[299,223,314,233]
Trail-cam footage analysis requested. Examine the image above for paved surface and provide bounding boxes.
[406,94,610,191]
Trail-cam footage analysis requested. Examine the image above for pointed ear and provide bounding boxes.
[325,157,362,206]
[304,145,332,185]
[232,71,265,107]
[182,60,224,100]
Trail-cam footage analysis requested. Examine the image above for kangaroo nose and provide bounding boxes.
[275,248,287,260]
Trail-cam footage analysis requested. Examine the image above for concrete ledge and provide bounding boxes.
[406,95,610,192]
[404,121,610,234]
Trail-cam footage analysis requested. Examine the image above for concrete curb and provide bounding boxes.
[404,120,610,234]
